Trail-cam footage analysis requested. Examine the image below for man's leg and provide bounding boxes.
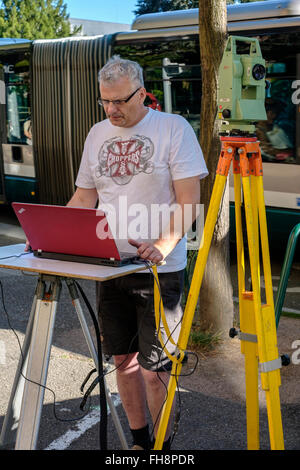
[135,270,184,449]
[141,367,174,446]
[113,352,152,449]
[113,352,147,429]
[113,354,174,449]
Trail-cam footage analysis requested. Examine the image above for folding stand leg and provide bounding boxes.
[15,275,61,449]
[234,172,260,450]
[65,279,128,450]
[0,293,37,449]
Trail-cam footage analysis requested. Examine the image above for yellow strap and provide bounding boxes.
[152,265,186,364]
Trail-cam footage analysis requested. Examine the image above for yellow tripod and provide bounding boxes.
[152,135,284,450]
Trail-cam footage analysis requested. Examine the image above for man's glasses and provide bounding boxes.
[97,87,141,107]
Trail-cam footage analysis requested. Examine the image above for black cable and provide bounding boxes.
[138,263,174,445]
[94,264,154,381]
[73,264,158,450]
[81,261,169,448]
[143,263,185,446]
[74,280,108,451]
[171,364,181,447]
[0,252,31,260]
[144,262,199,447]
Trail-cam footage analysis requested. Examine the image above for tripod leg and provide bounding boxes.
[234,173,245,297]
[256,176,275,310]
[240,294,259,449]
[241,174,284,450]
[153,174,228,450]
[153,361,183,451]
[256,175,284,450]
[250,175,261,290]
[234,173,259,449]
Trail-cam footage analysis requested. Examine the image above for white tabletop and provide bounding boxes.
[0,244,149,281]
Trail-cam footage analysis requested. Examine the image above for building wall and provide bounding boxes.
[69,18,131,36]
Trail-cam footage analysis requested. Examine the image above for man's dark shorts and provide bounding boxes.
[96,270,184,372]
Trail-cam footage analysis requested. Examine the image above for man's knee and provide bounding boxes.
[113,352,140,374]
[141,367,169,389]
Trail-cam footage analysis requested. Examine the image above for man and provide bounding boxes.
[255,99,294,162]
[67,56,208,450]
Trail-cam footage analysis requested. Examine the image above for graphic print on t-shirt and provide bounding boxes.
[96,135,155,185]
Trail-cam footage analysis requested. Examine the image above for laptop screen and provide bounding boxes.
[12,202,122,261]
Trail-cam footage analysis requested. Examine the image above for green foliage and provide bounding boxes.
[188,328,222,351]
[0,0,81,39]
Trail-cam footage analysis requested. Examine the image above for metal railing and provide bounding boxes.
[275,223,300,328]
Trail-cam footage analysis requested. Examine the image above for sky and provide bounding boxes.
[65,0,139,25]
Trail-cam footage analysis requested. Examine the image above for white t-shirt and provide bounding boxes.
[75,107,208,272]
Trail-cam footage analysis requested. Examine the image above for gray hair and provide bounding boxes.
[98,55,144,88]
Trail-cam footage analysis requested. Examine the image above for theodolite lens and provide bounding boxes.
[252,64,266,81]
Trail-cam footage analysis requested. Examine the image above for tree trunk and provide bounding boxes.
[198,1,234,335]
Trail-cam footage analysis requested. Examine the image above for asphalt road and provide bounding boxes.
[0,206,299,454]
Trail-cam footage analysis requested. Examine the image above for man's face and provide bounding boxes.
[99,76,146,128]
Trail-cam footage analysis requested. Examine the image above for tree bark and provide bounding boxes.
[198,1,234,335]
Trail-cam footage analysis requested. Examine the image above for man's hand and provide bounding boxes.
[128,239,164,264]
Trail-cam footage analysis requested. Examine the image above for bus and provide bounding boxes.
[0,0,299,249]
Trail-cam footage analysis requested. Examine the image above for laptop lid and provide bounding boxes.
[12,202,122,261]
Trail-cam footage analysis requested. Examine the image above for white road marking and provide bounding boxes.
[44,395,122,450]
[0,340,6,365]
[280,306,300,314]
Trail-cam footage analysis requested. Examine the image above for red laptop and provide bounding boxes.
[12,202,140,267]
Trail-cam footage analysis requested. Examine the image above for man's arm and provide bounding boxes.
[129,175,200,263]
[67,187,98,208]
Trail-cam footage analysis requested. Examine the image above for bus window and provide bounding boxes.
[3,53,31,146]
[254,32,300,165]
[255,90,295,164]
[6,72,30,145]
[114,38,201,136]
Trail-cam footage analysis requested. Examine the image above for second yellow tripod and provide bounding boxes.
[152,135,284,450]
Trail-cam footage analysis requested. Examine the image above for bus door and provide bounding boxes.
[0,65,6,203]
[0,49,37,204]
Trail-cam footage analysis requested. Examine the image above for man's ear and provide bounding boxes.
[140,87,147,104]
